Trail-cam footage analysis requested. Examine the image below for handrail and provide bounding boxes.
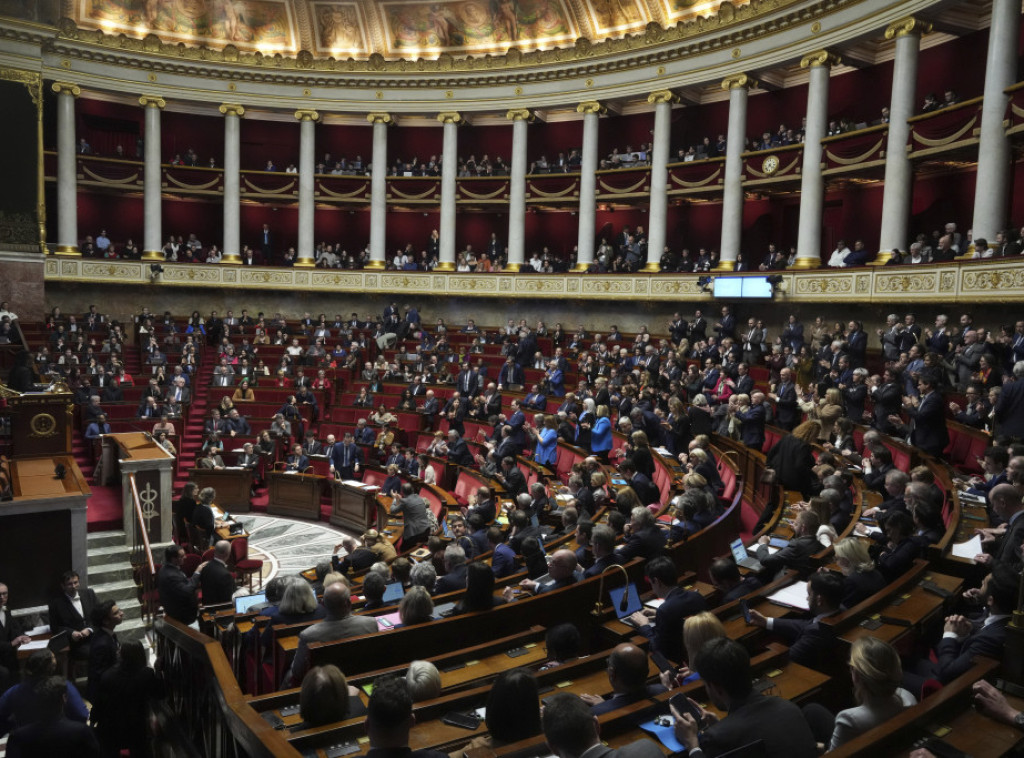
[128,472,157,629]
[128,473,156,575]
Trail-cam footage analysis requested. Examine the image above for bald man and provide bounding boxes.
[506,549,579,598]
[976,484,1024,567]
[286,583,377,686]
[580,643,666,715]
[198,540,235,605]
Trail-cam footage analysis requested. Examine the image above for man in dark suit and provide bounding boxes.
[845,320,868,368]
[330,432,363,480]
[671,638,818,757]
[157,545,198,626]
[905,564,1016,690]
[199,541,236,606]
[976,484,1024,568]
[995,362,1024,441]
[86,599,122,701]
[506,399,527,449]
[629,557,707,663]
[709,557,763,603]
[455,363,480,397]
[446,431,474,467]
[748,571,842,671]
[285,583,377,687]
[0,582,31,690]
[365,674,448,758]
[495,456,527,501]
[734,392,767,450]
[434,545,469,594]
[615,506,667,563]
[770,367,799,431]
[190,489,217,547]
[465,486,497,524]
[543,691,663,758]
[581,642,667,715]
[755,510,821,579]
[619,459,660,506]
[897,375,948,457]
[497,357,524,389]
[583,525,620,578]
[259,224,272,259]
[47,571,99,660]
[284,442,310,472]
[488,528,517,579]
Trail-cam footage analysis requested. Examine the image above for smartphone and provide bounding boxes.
[650,650,676,674]
[740,598,752,624]
[442,711,481,730]
[669,693,703,724]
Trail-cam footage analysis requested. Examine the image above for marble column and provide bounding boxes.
[365,112,392,270]
[436,112,461,272]
[793,51,839,269]
[506,108,531,272]
[219,103,245,264]
[575,101,605,271]
[138,95,166,261]
[876,17,930,263]
[645,90,677,272]
[51,82,81,256]
[718,74,756,270]
[970,0,1019,253]
[294,109,319,267]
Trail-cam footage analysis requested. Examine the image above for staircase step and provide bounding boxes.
[87,530,127,549]
[90,577,143,604]
[89,561,135,584]
[87,544,133,567]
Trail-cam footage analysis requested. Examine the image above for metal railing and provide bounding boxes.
[128,472,158,630]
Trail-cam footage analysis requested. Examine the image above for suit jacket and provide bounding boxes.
[447,439,474,466]
[774,382,799,429]
[390,495,432,539]
[994,512,1024,567]
[764,436,815,497]
[6,716,102,758]
[699,692,818,758]
[289,613,378,684]
[590,684,668,716]
[629,473,661,506]
[935,616,1009,683]
[908,391,949,456]
[615,526,667,563]
[995,378,1024,439]
[0,608,24,669]
[47,589,99,637]
[736,404,767,449]
[756,535,819,578]
[491,543,517,578]
[877,537,921,582]
[772,614,837,670]
[435,564,469,594]
[499,467,528,500]
[639,586,707,663]
[285,453,310,472]
[157,564,198,625]
[86,629,119,701]
[200,559,236,605]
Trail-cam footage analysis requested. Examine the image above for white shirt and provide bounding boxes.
[828,247,850,267]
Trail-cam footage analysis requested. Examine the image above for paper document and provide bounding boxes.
[19,640,50,652]
[766,580,810,611]
[951,534,983,562]
[24,625,49,636]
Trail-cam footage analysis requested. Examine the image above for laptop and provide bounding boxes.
[382,582,405,604]
[234,593,267,614]
[730,538,763,572]
[609,582,644,626]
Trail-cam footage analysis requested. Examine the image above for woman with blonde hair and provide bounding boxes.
[660,611,727,689]
[591,404,613,461]
[833,537,886,607]
[816,387,844,440]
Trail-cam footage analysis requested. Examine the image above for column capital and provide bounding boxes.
[506,108,533,122]
[436,111,462,124]
[721,73,757,91]
[138,94,166,109]
[799,50,841,69]
[884,16,932,39]
[647,89,679,105]
[294,109,320,122]
[51,81,81,97]
[576,101,606,115]
[219,103,246,117]
[367,112,393,124]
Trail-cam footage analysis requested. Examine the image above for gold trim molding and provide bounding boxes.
[506,109,533,122]
[294,109,320,122]
[219,103,246,117]
[721,73,757,91]
[367,112,393,125]
[437,112,462,124]
[648,90,680,105]
[50,81,81,97]
[577,101,607,115]
[884,16,933,39]
[138,94,166,109]
[799,50,841,69]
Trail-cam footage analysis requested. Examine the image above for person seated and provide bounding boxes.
[832,537,886,608]
[615,506,667,563]
[543,691,663,758]
[507,549,579,597]
[754,509,822,579]
[296,664,361,729]
[4,676,102,756]
[628,556,707,664]
[747,571,843,671]
[434,545,469,594]
[364,675,447,758]
[405,660,442,702]
[580,642,666,715]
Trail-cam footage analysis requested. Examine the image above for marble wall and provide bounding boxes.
[0,252,46,321]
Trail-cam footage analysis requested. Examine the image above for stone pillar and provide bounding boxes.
[506,108,531,272]
[51,82,81,256]
[718,74,756,270]
[793,51,839,269]
[876,17,930,263]
[970,0,1019,252]
[138,95,166,262]
[436,112,461,271]
[645,90,678,272]
[219,103,245,264]
[365,112,392,270]
[575,101,605,271]
[294,109,319,267]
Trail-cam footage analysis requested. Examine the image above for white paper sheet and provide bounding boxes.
[766,580,810,611]
[18,640,50,652]
[951,534,983,562]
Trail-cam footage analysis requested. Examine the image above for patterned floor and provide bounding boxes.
[234,514,355,584]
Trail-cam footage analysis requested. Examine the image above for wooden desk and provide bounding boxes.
[331,479,378,532]
[268,472,325,520]
[190,467,255,513]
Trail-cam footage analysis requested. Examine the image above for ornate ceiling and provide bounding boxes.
[57,0,747,59]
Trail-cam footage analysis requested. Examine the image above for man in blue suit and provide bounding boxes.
[734,392,767,450]
[488,528,517,578]
[284,443,310,472]
[628,557,707,664]
[329,432,363,479]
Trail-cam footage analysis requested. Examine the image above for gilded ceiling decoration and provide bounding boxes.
[50,0,749,59]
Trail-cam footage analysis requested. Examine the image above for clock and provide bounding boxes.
[761,154,780,175]
[30,412,57,437]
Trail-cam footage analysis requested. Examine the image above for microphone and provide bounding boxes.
[619,584,631,613]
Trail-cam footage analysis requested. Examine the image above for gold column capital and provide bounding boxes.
[437,111,462,124]
[647,89,680,105]
[721,73,757,91]
[506,108,533,122]
[367,112,393,124]
[51,81,81,97]
[219,103,246,117]
[576,101,606,115]
[294,109,320,122]
[799,50,841,69]
[884,16,932,39]
[138,94,166,109]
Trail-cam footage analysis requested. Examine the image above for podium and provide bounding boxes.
[3,385,73,457]
[189,468,254,513]
[330,479,378,532]
[268,471,324,520]
[101,433,175,547]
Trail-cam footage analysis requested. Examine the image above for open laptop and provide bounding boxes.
[382,582,405,604]
[234,593,266,614]
[730,538,763,572]
[609,583,644,626]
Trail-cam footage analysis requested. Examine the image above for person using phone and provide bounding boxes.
[627,557,706,664]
